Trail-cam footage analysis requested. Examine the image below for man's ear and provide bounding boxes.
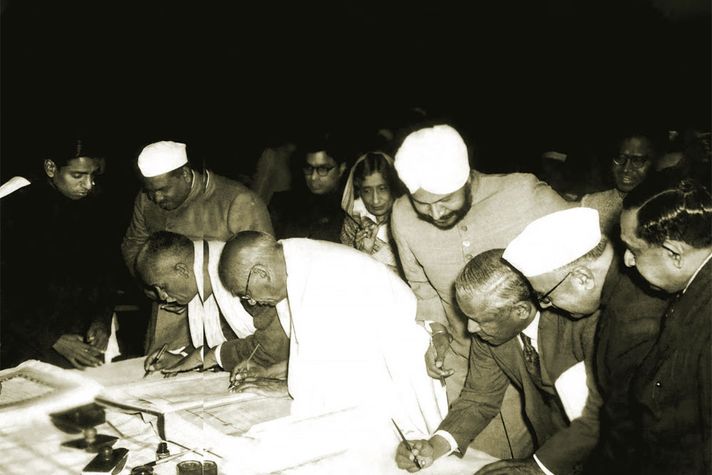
[662,239,684,269]
[251,264,271,282]
[174,263,192,278]
[513,300,533,320]
[572,266,595,291]
[44,159,57,178]
[182,166,192,183]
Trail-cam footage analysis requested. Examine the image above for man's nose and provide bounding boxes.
[430,204,445,220]
[372,191,382,205]
[467,321,481,333]
[81,175,93,190]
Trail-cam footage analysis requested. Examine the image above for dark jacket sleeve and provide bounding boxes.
[219,304,289,371]
[438,336,509,453]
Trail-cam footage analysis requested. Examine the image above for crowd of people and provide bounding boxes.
[0,119,709,474]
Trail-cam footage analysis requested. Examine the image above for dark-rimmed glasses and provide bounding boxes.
[536,270,573,307]
[303,165,335,177]
[240,267,257,306]
[613,154,649,168]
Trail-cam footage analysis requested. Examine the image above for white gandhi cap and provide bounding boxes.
[394,124,470,195]
[503,207,602,277]
[137,141,188,178]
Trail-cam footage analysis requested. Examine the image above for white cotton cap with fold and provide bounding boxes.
[137,141,188,178]
[503,207,602,277]
[394,124,470,195]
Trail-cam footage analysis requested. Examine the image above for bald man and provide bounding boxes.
[218,231,447,438]
[134,231,288,374]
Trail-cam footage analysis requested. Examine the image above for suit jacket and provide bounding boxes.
[588,257,669,473]
[630,257,712,475]
[440,311,601,475]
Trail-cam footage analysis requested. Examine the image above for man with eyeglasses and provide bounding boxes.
[134,231,289,375]
[217,231,447,437]
[503,207,669,472]
[396,249,601,475]
[581,133,659,235]
[268,135,349,243]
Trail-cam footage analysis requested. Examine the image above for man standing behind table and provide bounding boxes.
[121,140,273,353]
[390,124,569,456]
[1,138,116,369]
[396,248,601,475]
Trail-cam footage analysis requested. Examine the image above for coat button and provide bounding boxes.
[461,225,468,232]
[465,254,473,260]
[655,381,662,388]
[463,240,471,247]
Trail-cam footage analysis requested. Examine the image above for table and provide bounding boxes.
[0,358,498,474]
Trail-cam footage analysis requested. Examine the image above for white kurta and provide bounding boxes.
[277,238,447,438]
[187,240,256,348]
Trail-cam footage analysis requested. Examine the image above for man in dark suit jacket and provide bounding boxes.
[396,249,601,475]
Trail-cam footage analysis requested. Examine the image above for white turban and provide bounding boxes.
[137,141,188,178]
[503,208,602,277]
[394,124,470,195]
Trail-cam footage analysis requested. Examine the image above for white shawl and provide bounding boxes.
[277,238,447,438]
[187,241,256,348]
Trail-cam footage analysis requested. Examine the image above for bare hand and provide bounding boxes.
[475,457,544,474]
[231,378,289,398]
[53,334,104,369]
[230,360,287,385]
[354,222,378,253]
[395,439,434,472]
[143,348,182,372]
[425,332,454,380]
[86,320,109,351]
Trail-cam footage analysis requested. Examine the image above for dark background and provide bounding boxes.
[2,0,710,184]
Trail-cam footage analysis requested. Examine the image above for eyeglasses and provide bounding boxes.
[613,154,649,168]
[303,165,335,177]
[240,267,257,306]
[536,270,572,307]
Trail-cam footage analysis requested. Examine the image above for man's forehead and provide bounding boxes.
[306,151,336,166]
[63,157,101,173]
[411,188,456,204]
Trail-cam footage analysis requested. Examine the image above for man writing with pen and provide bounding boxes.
[397,222,601,475]
[135,231,289,376]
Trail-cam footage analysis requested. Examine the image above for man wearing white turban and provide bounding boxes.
[391,124,569,457]
[503,207,669,473]
[121,140,274,353]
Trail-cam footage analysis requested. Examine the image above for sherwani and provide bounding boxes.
[629,257,712,474]
[120,170,273,352]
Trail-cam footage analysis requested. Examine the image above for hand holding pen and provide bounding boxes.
[228,343,261,391]
[143,344,168,378]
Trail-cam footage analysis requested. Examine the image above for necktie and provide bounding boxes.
[520,334,542,385]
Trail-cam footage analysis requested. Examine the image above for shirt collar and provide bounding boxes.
[521,310,541,346]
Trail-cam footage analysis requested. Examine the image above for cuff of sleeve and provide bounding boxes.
[533,454,555,475]
[433,430,459,457]
[214,343,224,368]
[168,346,188,357]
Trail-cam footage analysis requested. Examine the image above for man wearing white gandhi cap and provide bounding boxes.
[503,206,670,472]
[121,140,274,353]
[390,124,568,457]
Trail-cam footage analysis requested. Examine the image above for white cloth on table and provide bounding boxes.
[276,238,448,438]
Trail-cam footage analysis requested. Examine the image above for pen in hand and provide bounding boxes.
[228,343,261,391]
[144,344,168,378]
[392,418,423,470]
